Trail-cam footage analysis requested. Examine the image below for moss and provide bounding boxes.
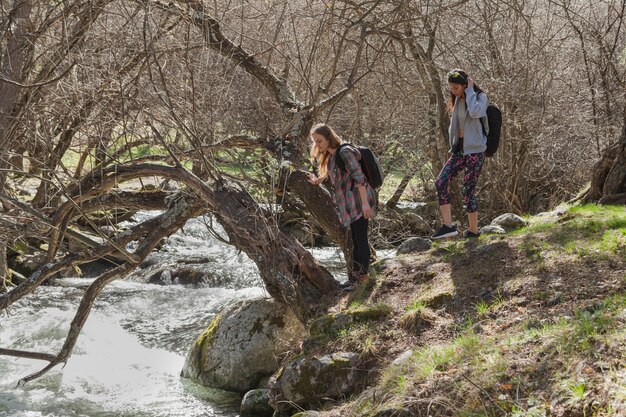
[348,302,393,321]
[309,314,353,338]
[195,314,222,375]
[310,304,391,339]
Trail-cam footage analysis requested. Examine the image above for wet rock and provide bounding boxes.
[490,213,527,231]
[269,352,360,411]
[240,389,273,417]
[147,267,210,285]
[396,237,432,254]
[181,296,305,393]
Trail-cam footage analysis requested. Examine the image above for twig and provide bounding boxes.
[0,62,76,88]
[461,373,508,415]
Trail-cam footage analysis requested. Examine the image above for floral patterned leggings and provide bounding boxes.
[435,151,485,213]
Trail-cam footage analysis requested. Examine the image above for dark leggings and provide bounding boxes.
[435,151,485,213]
[350,216,370,278]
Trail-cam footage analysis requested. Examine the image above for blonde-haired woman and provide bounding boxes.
[307,123,377,290]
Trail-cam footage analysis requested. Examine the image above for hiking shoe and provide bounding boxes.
[464,230,481,239]
[431,224,458,239]
[339,280,356,292]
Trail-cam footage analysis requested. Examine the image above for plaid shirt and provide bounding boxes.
[328,146,377,228]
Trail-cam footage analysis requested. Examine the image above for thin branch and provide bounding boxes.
[0,348,57,363]
[0,62,76,88]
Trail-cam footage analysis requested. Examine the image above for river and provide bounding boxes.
[0,212,354,417]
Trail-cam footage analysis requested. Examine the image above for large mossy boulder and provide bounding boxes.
[181,296,305,392]
[269,352,361,411]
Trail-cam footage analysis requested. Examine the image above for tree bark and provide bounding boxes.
[602,123,626,197]
[0,242,7,290]
[0,0,33,196]
[585,91,626,203]
[385,173,414,210]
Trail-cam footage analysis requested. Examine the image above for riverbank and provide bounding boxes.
[288,204,626,416]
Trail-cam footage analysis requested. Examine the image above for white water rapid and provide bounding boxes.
[0,212,351,417]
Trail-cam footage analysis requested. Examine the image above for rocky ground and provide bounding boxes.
[279,204,626,417]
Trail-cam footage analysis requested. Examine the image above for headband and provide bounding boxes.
[447,70,467,84]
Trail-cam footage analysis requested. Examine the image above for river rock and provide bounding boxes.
[490,213,527,231]
[269,352,360,410]
[240,389,273,417]
[181,296,305,392]
[396,237,432,254]
[480,225,506,235]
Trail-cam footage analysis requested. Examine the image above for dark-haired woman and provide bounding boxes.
[432,69,488,239]
[307,123,377,290]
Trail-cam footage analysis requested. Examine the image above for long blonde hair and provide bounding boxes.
[310,123,342,180]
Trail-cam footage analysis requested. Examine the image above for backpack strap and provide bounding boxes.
[476,91,489,136]
[334,143,358,172]
[333,143,358,191]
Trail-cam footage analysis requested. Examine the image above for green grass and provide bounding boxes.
[476,300,490,317]
[512,204,626,262]
[475,290,507,318]
[376,291,626,416]
[405,300,427,313]
[332,322,381,357]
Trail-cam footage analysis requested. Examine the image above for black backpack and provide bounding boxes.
[480,99,502,157]
[334,143,384,189]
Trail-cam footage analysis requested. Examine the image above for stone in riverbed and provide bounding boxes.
[181,296,305,393]
[240,389,273,417]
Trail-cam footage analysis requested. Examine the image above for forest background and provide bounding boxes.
[0,0,625,383]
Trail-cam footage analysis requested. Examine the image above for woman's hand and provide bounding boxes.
[307,172,320,185]
[467,76,474,89]
[362,202,373,219]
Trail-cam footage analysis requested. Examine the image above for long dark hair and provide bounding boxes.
[447,68,484,113]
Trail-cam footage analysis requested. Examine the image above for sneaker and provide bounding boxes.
[339,280,356,292]
[431,224,458,239]
[464,230,481,239]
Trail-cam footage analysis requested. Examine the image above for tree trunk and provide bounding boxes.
[0,0,33,195]
[51,164,339,321]
[585,93,626,204]
[0,242,7,290]
[602,123,626,197]
[385,173,414,210]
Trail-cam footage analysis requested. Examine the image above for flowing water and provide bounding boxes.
[0,213,362,417]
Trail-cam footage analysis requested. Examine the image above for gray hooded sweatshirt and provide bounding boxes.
[448,86,489,155]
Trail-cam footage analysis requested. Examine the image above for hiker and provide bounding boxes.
[307,123,377,290]
[432,69,488,239]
